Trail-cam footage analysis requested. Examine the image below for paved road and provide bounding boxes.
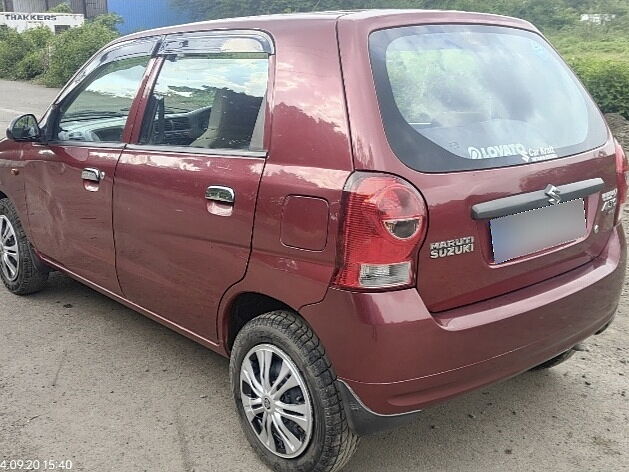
[0,79,628,471]
[0,79,59,132]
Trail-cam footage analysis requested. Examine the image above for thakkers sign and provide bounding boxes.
[4,13,58,21]
[0,12,84,33]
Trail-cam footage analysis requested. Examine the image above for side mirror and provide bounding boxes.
[6,114,41,142]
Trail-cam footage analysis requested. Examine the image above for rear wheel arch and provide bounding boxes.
[223,292,297,354]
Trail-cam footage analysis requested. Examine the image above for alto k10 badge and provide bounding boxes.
[601,189,618,215]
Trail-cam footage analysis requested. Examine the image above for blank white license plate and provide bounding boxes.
[490,199,586,264]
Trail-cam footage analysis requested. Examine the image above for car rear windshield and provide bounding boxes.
[369,25,608,172]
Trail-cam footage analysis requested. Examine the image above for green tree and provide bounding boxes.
[48,2,74,13]
[91,12,124,31]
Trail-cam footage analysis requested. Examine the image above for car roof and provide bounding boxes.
[113,9,536,44]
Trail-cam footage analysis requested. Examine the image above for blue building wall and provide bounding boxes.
[108,0,198,34]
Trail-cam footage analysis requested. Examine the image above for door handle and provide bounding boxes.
[205,186,235,205]
[81,168,104,183]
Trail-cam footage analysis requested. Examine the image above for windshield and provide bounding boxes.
[369,25,608,172]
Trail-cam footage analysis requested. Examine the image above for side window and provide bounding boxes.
[140,53,269,152]
[54,56,150,143]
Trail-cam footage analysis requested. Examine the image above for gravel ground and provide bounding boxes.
[0,79,628,471]
[607,113,629,150]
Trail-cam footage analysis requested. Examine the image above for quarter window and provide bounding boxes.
[140,53,269,152]
[54,56,150,143]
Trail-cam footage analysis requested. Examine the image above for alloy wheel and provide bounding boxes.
[0,215,19,282]
[240,343,313,459]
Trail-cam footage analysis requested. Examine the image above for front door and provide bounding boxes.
[113,32,271,341]
[24,40,156,293]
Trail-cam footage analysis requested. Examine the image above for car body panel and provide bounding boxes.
[302,225,625,414]
[0,141,30,232]
[23,143,124,294]
[215,16,354,341]
[337,11,618,312]
[113,147,265,342]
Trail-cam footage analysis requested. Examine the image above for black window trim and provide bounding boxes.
[157,29,274,56]
[43,37,161,148]
[56,36,161,106]
[133,29,273,158]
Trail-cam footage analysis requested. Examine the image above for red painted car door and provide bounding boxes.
[24,39,158,294]
[113,32,272,342]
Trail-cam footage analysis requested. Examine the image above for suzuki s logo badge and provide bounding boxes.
[545,184,562,205]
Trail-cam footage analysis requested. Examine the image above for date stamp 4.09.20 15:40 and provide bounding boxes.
[0,459,73,470]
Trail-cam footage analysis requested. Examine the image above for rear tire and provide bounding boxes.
[0,198,48,295]
[531,349,575,370]
[230,310,359,472]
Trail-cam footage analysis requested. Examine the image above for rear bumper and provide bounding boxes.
[302,226,626,419]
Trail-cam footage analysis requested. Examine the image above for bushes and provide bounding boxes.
[549,26,629,119]
[0,18,118,86]
[41,22,118,87]
[15,50,47,80]
[0,28,34,79]
[7,28,55,80]
[0,27,56,80]
[22,25,54,49]
[568,57,629,119]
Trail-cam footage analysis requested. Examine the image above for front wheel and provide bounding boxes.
[0,198,48,295]
[230,311,359,472]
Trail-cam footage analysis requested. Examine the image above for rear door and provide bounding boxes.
[340,17,617,312]
[24,39,157,293]
[113,32,272,341]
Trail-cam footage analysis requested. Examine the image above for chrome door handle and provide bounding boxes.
[81,168,104,183]
[205,186,235,205]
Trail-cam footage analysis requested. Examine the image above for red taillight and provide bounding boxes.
[615,139,628,224]
[334,172,427,290]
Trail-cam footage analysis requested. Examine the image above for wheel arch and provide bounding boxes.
[222,291,296,354]
[0,176,31,241]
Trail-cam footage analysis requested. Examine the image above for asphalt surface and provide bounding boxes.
[0,80,59,132]
[0,79,628,471]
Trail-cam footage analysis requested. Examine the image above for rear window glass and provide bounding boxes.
[369,25,608,172]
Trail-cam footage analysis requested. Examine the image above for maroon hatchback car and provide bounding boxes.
[0,9,626,472]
